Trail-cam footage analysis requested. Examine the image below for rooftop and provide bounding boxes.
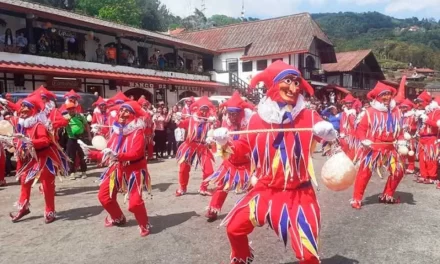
[322,49,373,72]
[175,13,335,62]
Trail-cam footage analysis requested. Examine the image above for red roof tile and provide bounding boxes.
[322,50,372,72]
[0,61,226,88]
[0,0,216,54]
[175,13,333,59]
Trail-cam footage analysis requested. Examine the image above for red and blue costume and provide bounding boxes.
[400,99,417,174]
[339,94,358,160]
[175,96,216,196]
[9,95,68,223]
[351,83,405,209]
[205,92,254,222]
[91,96,110,138]
[213,61,337,264]
[138,97,154,160]
[86,101,152,237]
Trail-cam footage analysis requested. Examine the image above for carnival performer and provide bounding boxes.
[107,92,131,126]
[351,82,407,209]
[175,96,217,196]
[205,92,254,222]
[181,96,195,117]
[400,99,417,174]
[6,95,68,223]
[60,89,83,113]
[90,96,110,138]
[138,97,155,160]
[81,101,151,237]
[414,91,440,184]
[212,61,337,264]
[339,94,358,160]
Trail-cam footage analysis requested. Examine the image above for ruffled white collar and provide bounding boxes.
[257,94,306,124]
[18,115,39,128]
[425,101,439,113]
[112,119,144,135]
[370,99,396,112]
[404,110,415,117]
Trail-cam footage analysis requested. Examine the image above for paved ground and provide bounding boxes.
[1,154,440,264]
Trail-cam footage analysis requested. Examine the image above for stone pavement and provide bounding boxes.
[1,155,440,264]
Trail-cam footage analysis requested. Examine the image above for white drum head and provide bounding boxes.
[321,152,356,191]
[92,136,107,151]
[0,120,13,136]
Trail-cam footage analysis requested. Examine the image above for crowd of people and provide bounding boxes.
[0,60,439,264]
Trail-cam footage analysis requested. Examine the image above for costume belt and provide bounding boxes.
[125,157,144,166]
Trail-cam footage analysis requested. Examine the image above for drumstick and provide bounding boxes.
[227,128,313,135]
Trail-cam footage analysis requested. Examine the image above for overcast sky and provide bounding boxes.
[159,0,440,20]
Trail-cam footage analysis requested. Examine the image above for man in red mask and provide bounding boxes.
[204,92,254,222]
[175,96,217,196]
[59,89,83,114]
[83,101,152,237]
[399,99,417,174]
[339,94,358,160]
[8,95,68,223]
[138,97,155,160]
[351,82,407,209]
[212,61,337,264]
[414,91,440,184]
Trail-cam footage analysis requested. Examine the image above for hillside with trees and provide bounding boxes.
[26,1,440,70]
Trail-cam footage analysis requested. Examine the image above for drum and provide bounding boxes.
[0,120,13,136]
[92,135,107,151]
[321,152,356,191]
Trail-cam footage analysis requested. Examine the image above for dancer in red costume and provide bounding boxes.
[205,92,254,222]
[138,97,155,160]
[81,101,151,237]
[181,96,195,117]
[91,96,110,138]
[339,94,358,160]
[7,95,68,223]
[175,96,217,196]
[107,92,131,125]
[212,61,337,264]
[351,82,406,209]
[414,91,440,184]
[59,89,83,113]
[400,99,417,174]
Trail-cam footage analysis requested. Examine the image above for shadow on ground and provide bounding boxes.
[363,191,416,206]
[56,186,100,196]
[284,254,359,264]
[126,211,199,234]
[57,205,104,221]
[151,183,173,192]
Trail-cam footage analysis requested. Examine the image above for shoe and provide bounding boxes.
[104,215,127,227]
[175,189,186,197]
[378,195,400,204]
[350,200,362,210]
[205,210,218,222]
[0,179,7,187]
[45,212,56,224]
[424,179,435,184]
[405,169,415,174]
[81,172,88,179]
[198,189,213,196]
[69,173,76,180]
[168,156,172,159]
[140,225,151,237]
[10,208,31,222]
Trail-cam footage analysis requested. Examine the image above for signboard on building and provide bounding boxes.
[119,81,171,89]
[47,77,82,91]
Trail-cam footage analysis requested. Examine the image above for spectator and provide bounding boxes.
[106,44,117,64]
[64,103,88,180]
[153,105,167,159]
[127,51,135,66]
[16,32,28,51]
[166,105,178,158]
[158,55,166,70]
[96,44,105,63]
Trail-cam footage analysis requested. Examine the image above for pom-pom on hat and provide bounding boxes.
[342,94,355,103]
[367,82,397,100]
[249,60,314,96]
[92,96,107,107]
[32,85,56,101]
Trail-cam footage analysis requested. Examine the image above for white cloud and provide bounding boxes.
[160,0,302,18]
[384,0,440,13]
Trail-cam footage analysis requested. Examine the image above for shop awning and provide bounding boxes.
[325,85,351,94]
[0,61,227,89]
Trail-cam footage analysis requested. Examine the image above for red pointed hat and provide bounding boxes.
[120,100,145,117]
[92,96,107,107]
[32,85,56,100]
[138,97,151,107]
[109,92,131,105]
[249,60,314,96]
[416,90,432,103]
[64,89,81,99]
[367,82,397,100]
[190,96,215,111]
[221,91,255,110]
[394,95,404,105]
[22,94,45,112]
[400,98,415,109]
[342,94,355,103]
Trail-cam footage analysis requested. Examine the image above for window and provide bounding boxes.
[272,58,283,63]
[242,61,253,72]
[257,60,267,71]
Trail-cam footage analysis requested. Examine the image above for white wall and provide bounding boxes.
[0,14,26,39]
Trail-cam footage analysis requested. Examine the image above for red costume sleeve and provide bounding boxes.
[117,130,145,162]
[356,111,369,141]
[89,150,103,161]
[31,124,51,150]
[51,109,68,129]
[178,119,189,129]
[425,111,440,128]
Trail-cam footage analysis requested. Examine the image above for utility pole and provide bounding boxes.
[241,0,245,20]
[201,0,206,14]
